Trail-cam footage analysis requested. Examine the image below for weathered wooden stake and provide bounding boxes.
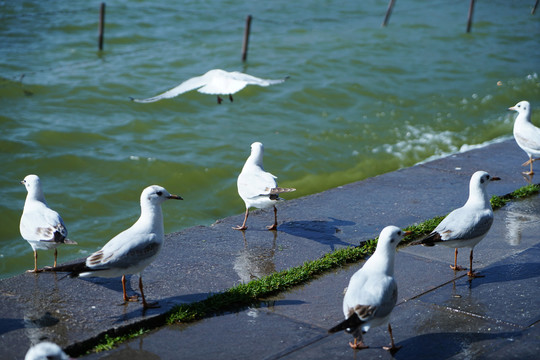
[466,0,475,33]
[241,15,252,62]
[98,2,106,50]
[382,0,396,27]
[533,0,539,15]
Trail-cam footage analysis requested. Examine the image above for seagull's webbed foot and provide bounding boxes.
[119,295,139,305]
[450,265,466,271]
[26,269,43,273]
[233,225,248,231]
[522,170,534,176]
[126,295,139,302]
[383,344,402,354]
[467,270,484,278]
[349,338,368,350]
[142,300,160,309]
[266,224,278,231]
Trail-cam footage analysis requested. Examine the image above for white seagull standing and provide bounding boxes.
[410,171,500,278]
[20,174,77,273]
[328,226,409,352]
[46,185,182,308]
[25,342,71,360]
[131,69,288,104]
[509,100,540,175]
[234,142,295,231]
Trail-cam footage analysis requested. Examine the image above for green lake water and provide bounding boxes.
[0,0,539,278]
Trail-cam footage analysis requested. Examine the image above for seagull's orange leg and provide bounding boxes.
[522,156,535,175]
[53,248,58,267]
[233,209,249,231]
[266,205,278,230]
[450,248,466,271]
[140,276,159,309]
[467,249,484,278]
[122,275,138,303]
[26,250,42,273]
[383,323,402,353]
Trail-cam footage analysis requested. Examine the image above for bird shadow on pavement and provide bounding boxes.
[467,261,540,290]
[278,217,355,251]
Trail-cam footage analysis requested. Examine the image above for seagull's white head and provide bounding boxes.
[25,342,71,360]
[467,171,500,205]
[141,185,183,206]
[21,174,41,191]
[251,142,264,155]
[21,174,45,201]
[470,171,500,189]
[508,100,530,116]
[377,225,409,251]
[248,142,265,166]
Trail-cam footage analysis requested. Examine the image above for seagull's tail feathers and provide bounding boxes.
[409,231,441,247]
[43,260,90,278]
[61,237,77,245]
[269,187,296,195]
[268,187,296,201]
[328,313,364,334]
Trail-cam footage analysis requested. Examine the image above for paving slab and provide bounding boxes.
[1,139,539,359]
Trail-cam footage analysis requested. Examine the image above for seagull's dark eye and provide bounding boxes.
[156,191,163,196]
[398,231,402,236]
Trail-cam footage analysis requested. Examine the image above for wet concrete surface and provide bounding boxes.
[1,139,540,359]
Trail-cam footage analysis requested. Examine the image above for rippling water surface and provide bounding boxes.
[0,0,539,278]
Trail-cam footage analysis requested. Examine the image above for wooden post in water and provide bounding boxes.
[466,0,475,33]
[242,15,252,62]
[98,3,106,50]
[533,0,539,15]
[382,0,396,27]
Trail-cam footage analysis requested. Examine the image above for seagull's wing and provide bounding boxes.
[434,207,493,242]
[131,74,208,103]
[515,122,540,152]
[228,71,288,87]
[197,77,248,95]
[21,204,68,243]
[86,230,159,270]
[238,167,278,199]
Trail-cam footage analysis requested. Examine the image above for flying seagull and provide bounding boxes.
[410,171,500,278]
[509,100,540,175]
[234,142,295,231]
[130,69,288,104]
[45,185,182,308]
[329,226,409,352]
[20,174,77,273]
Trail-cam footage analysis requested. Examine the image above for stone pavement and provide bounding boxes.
[1,138,539,359]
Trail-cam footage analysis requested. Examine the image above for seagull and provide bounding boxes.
[234,142,295,231]
[45,185,182,308]
[410,171,500,278]
[20,175,77,273]
[328,226,409,352]
[509,101,540,175]
[130,69,288,104]
[25,342,71,360]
